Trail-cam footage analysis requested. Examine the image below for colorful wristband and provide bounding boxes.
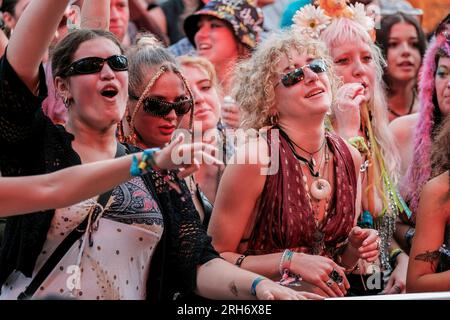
[250,276,266,296]
[130,148,161,176]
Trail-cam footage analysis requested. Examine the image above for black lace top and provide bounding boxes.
[0,54,219,300]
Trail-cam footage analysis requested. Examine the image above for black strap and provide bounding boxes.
[17,142,127,300]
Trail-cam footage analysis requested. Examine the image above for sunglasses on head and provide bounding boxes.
[130,94,193,117]
[277,59,328,88]
[64,55,128,77]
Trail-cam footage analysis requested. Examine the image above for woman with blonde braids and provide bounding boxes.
[293,2,408,294]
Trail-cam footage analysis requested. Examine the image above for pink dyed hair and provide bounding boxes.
[402,35,450,221]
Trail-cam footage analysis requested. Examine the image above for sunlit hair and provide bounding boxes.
[320,18,401,184]
[234,29,339,131]
[178,55,222,96]
[120,34,194,144]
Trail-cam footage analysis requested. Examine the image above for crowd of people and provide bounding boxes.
[0,0,448,300]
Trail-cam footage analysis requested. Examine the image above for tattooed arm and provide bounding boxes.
[406,172,450,293]
[195,258,322,300]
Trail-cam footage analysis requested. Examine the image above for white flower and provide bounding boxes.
[292,4,331,39]
[349,3,375,31]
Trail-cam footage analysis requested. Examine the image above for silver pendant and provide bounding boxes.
[310,178,331,200]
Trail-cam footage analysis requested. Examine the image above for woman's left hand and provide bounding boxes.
[383,252,408,294]
[348,226,380,262]
[255,279,324,300]
[154,134,223,178]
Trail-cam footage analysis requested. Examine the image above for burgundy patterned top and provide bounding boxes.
[245,130,357,258]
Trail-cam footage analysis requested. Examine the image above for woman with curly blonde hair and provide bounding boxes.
[209,30,380,298]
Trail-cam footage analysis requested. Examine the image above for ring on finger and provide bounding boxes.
[329,269,343,284]
[326,279,334,287]
[376,239,381,250]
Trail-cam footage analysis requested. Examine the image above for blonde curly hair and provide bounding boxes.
[233,29,340,131]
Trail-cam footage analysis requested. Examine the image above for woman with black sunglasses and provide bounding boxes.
[208,30,380,298]
[0,0,315,301]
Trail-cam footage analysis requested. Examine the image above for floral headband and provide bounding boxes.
[292,0,375,40]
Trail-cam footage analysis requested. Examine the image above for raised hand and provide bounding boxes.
[221,96,240,129]
[333,83,367,139]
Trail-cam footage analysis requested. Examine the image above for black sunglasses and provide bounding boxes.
[277,59,328,88]
[130,94,193,117]
[64,55,128,77]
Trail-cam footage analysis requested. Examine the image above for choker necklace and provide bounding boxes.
[277,126,325,177]
[388,89,416,118]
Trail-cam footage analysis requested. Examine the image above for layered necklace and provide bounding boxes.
[278,127,332,201]
[277,127,332,255]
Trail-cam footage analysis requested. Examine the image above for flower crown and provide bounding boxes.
[292,0,375,40]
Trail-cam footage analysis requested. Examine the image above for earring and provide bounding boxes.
[62,96,70,108]
[268,113,279,125]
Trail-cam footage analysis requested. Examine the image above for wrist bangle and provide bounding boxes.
[389,248,404,269]
[278,249,294,276]
[405,227,415,248]
[235,255,246,267]
[250,276,266,296]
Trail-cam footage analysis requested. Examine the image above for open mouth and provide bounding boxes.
[305,88,324,98]
[198,43,212,50]
[101,88,118,98]
[398,61,414,67]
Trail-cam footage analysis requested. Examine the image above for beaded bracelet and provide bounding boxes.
[130,148,161,176]
[278,249,294,276]
[250,276,266,296]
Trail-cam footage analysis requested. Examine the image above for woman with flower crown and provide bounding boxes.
[208,29,380,298]
[292,1,409,295]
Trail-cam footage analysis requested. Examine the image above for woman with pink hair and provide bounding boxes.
[392,16,450,258]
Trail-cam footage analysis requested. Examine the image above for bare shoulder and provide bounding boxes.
[420,171,450,218]
[341,140,362,175]
[389,113,419,143]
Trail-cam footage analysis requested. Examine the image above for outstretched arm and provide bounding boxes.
[0,136,221,217]
[7,0,70,92]
[195,258,322,300]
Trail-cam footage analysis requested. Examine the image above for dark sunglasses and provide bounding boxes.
[130,94,193,117]
[64,55,128,77]
[277,59,328,88]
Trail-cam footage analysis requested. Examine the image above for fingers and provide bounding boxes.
[300,292,324,300]
[385,282,405,294]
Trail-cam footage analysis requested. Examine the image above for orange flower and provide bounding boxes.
[317,0,350,17]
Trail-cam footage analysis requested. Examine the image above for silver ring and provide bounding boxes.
[376,239,381,250]
[326,279,334,287]
[393,285,401,293]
